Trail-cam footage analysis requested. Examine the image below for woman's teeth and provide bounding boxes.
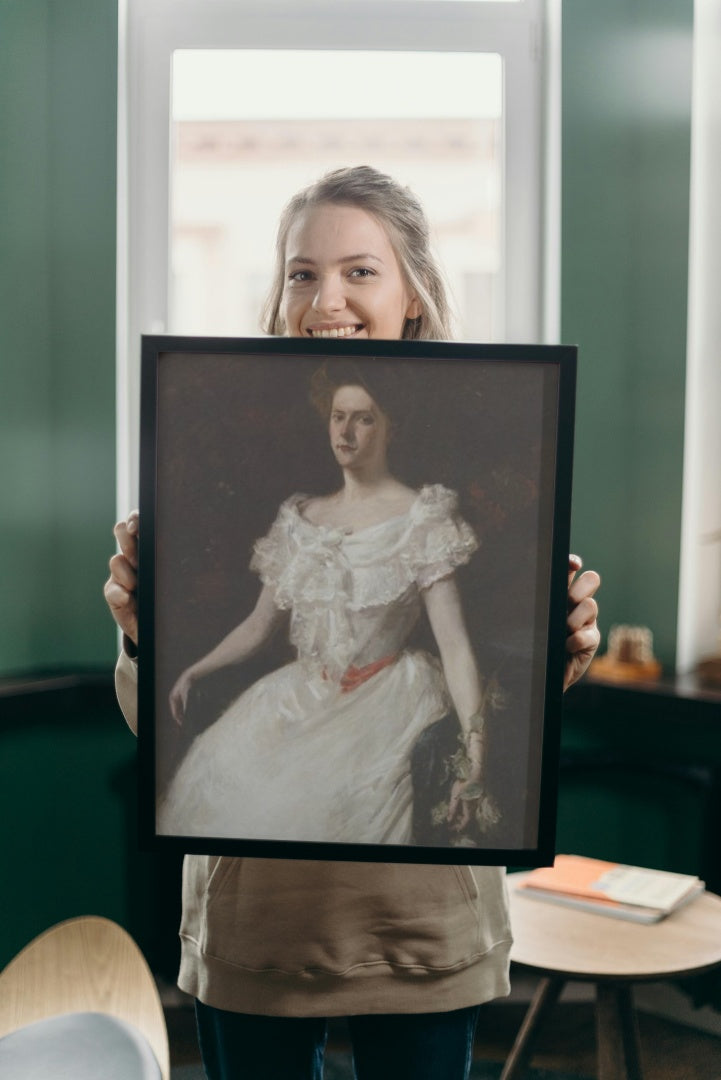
[310,325,360,338]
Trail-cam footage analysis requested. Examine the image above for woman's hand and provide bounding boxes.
[447,777,483,831]
[169,668,196,726]
[564,554,601,691]
[104,511,139,646]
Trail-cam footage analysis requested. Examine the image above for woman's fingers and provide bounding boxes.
[566,591,600,635]
[568,567,601,609]
[108,550,137,590]
[563,559,601,690]
[169,690,182,726]
[567,562,601,640]
[103,575,138,642]
[169,676,189,726]
[566,624,601,659]
[447,781,474,829]
[567,553,583,585]
[105,511,141,644]
[113,511,139,567]
[447,795,458,825]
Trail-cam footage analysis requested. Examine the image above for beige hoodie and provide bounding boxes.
[116,650,512,1016]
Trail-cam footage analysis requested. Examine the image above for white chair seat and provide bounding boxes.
[0,1011,162,1079]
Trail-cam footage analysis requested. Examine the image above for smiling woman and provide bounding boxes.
[108,141,596,1078]
[281,205,421,340]
[263,166,451,341]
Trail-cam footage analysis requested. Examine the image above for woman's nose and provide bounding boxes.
[313,274,345,314]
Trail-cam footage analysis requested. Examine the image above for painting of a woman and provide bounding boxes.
[158,361,494,846]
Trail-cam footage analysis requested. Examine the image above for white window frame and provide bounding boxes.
[676,0,721,674]
[116,0,558,511]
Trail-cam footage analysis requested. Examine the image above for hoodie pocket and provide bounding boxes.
[183,857,509,976]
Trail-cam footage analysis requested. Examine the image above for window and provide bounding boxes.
[118,0,556,508]
[169,49,503,340]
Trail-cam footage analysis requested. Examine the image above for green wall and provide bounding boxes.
[0,0,118,675]
[0,0,128,968]
[562,0,693,669]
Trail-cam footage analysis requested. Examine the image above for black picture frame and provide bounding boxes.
[138,335,576,866]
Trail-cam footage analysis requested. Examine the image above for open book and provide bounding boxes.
[516,854,705,923]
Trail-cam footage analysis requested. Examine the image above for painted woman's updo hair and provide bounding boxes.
[309,360,410,444]
[262,165,454,341]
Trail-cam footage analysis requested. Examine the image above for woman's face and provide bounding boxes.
[328,385,390,472]
[281,203,421,340]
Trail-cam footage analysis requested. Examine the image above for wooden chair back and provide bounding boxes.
[0,916,169,1080]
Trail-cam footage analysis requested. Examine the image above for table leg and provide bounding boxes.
[596,982,643,1080]
[499,976,565,1080]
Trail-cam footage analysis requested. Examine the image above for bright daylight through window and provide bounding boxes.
[170,50,503,343]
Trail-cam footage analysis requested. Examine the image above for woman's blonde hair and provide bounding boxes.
[261,165,454,341]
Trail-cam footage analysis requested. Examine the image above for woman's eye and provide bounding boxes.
[288,269,313,283]
[349,267,375,279]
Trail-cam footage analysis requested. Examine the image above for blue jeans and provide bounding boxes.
[195,1000,481,1080]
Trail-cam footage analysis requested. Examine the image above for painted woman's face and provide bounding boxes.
[328,385,390,472]
[281,203,421,340]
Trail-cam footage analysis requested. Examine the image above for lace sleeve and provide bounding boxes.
[248,496,302,604]
[408,485,479,591]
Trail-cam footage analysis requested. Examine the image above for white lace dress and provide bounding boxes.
[157,484,478,845]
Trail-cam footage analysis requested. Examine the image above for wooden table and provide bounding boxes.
[502,873,721,1080]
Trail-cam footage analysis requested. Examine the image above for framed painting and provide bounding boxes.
[137,336,576,865]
